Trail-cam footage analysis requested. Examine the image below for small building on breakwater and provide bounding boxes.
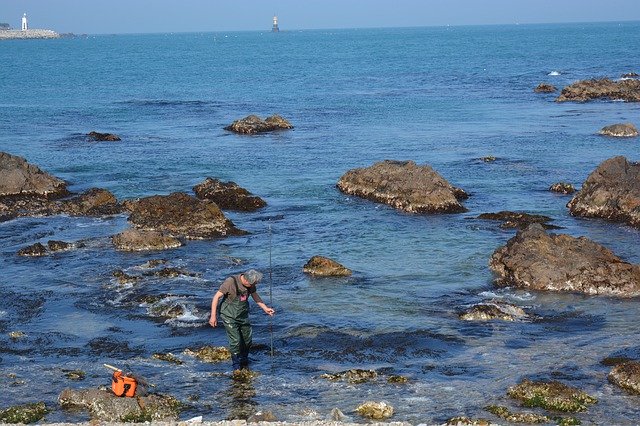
[0,13,59,40]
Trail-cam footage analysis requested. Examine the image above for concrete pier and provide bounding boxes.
[0,29,60,40]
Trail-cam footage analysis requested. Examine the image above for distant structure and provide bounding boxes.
[272,15,279,32]
[21,13,28,31]
[0,12,59,40]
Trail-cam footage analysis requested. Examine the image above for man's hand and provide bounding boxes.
[209,317,217,327]
[263,306,275,316]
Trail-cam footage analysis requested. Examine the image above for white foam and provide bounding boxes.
[478,291,502,299]
[0,310,6,318]
[548,71,561,76]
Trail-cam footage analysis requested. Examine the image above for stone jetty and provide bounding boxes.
[0,29,59,40]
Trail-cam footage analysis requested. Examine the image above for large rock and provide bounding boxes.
[55,188,121,216]
[567,156,640,228]
[0,152,67,199]
[355,401,393,420]
[193,178,266,211]
[608,361,640,395]
[127,192,246,239]
[303,255,352,277]
[549,182,576,194]
[507,379,597,412]
[477,211,560,230]
[556,78,640,102]
[87,131,121,142]
[459,301,526,321]
[598,123,638,138]
[490,224,640,297]
[112,229,182,252]
[224,114,293,134]
[337,160,468,213]
[534,83,557,93]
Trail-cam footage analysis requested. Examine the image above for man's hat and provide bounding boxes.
[243,269,263,285]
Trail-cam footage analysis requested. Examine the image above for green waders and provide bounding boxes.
[220,277,252,370]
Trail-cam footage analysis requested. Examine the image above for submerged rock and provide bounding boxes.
[355,401,393,420]
[193,178,266,211]
[64,370,86,381]
[146,267,198,278]
[17,242,47,257]
[247,411,277,422]
[598,123,639,138]
[477,211,560,230]
[556,78,640,102]
[232,369,259,383]
[47,240,73,252]
[0,402,47,424]
[337,160,468,213]
[459,301,527,321]
[87,131,121,141]
[184,346,231,362]
[490,224,640,297]
[479,156,498,162]
[112,270,141,285]
[549,182,576,194]
[303,255,352,277]
[567,156,640,228]
[485,405,549,423]
[8,331,26,339]
[0,151,67,199]
[321,369,377,384]
[387,375,409,384]
[534,83,557,93]
[112,229,182,252]
[152,352,184,365]
[608,361,640,395]
[445,416,492,425]
[224,114,293,134]
[507,379,597,412]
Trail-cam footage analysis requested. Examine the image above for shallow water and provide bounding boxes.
[1,23,640,424]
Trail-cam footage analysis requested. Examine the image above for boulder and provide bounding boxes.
[608,361,640,395]
[490,224,640,297]
[507,379,597,412]
[0,402,47,424]
[224,114,293,134]
[355,401,393,420]
[321,369,377,384]
[0,152,67,199]
[598,123,638,138]
[56,188,121,216]
[459,301,526,321]
[556,78,640,102]
[477,211,560,230]
[193,178,266,211]
[17,242,47,257]
[87,131,121,142]
[47,240,73,252]
[567,156,640,228]
[534,83,557,93]
[112,229,182,252]
[337,160,468,213]
[549,182,576,194]
[303,255,352,277]
[127,192,246,239]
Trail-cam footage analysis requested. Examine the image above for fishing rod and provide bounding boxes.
[268,223,274,358]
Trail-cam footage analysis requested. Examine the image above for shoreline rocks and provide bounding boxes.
[0,152,68,199]
[0,402,48,424]
[193,178,266,211]
[556,78,640,102]
[224,114,293,134]
[112,229,183,252]
[184,346,231,363]
[507,379,597,412]
[534,83,557,93]
[303,256,352,277]
[477,211,560,230]
[87,131,121,142]
[459,301,527,321]
[597,123,638,138]
[549,182,576,195]
[18,240,76,257]
[337,160,468,214]
[608,361,640,394]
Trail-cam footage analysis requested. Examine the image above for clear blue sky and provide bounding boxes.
[2,0,640,34]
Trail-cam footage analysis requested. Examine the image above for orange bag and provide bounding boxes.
[111,370,137,397]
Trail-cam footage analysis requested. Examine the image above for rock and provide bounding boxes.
[445,417,492,425]
[598,123,639,138]
[87,131,121,141]
[608,361,640,394]
[47,240,73,252]
[17,242,47,257]
[140,259,168,268]
[112,229,182,252]
[148,300,185,318]
[556,78,640,102]
[490,224,640,297]
[485,405,549,423]
[8,331,26,339]
[355,401,393,420]
[507,379,597,412]
[146,267,198,278]
[183,346,231,362]
[112,270,141,285]
[387,375,409,384]
[247,411,277,422]
[193,178,266,211]
[329,408,346,422]
[0,151,67,199]
[601,356,634,366]
[152,352,184,365]
[337,160,468,213]
[224,114,293,134]
[567,156,640,228]
[127,192,246,239]
[459,301,526,321]
[64,370,86,381]
[622,72,639,78]
[56,188,121,216]
[58,388,180,422]
[321,369,377,384]
[303,255,352,277]
[477,211,560,230]
[480,156,497,162]
[232,369,259,382]
[0,402,47,424]
[534,83,557,93]
[549,182,576,194]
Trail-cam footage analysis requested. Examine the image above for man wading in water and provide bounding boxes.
[209,269,275,371]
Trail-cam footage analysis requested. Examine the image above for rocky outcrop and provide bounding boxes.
[459,301,526,321]
[127,192,246,239]
[598,123,638,138]
[193,178,266,211]
[17,242,47,257]
[477,211,560,230]
[112,229,182,252]
[484,405,549,423]
[549,182,576,194]
[490,224,640,297]
[567,156,640,228]
[87,131,121,142]
[0,402,47,424]
[303,256,352,277]
[0,152,67,199]
[608,361,640,394]
[337,160,468,213]
[355,401,393,420]
[58,388,180,422]
[152,352,183,365]
[534,83,557,93]
[18,240,77,257]
[56,188,121,216]
[556,78,640,102]
[507,379,597,412]
[224,114,293,134]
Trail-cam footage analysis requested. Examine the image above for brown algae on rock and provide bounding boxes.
[355,401,394,420]
[0,402,47,424]
[508,379,597,412]
[485,405,549,423]
[152,352,184,365]
[321,369,378,384]
[608,361,640,394]
[184,346,231,362]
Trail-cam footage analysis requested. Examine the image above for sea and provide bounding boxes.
[0,22,639,424]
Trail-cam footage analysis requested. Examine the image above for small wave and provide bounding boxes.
[548,71,561,76]
[0,310,6,318]
[117,99,214,107]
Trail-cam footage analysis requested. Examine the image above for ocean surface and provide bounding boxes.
[1,22,639,424]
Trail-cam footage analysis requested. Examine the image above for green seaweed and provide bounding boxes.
[0,402,48,424]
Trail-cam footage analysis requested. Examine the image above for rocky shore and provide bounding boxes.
[0,29,59,40]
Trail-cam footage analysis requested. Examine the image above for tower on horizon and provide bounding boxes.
[21,13,28,31]
[272,15,279,32]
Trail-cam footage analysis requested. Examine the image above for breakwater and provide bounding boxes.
[0,29,59,40]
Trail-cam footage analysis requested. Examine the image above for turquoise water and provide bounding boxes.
[1,22,640,423]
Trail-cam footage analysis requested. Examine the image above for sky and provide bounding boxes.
[1,0,640,34]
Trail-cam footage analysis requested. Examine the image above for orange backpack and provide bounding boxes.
[111,370,137,397]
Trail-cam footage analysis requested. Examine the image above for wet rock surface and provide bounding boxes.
[0,151,68,198]
[608,361,640,394]
[484,405,549,423]
[18,240,79,257]
[459,301,527,321]
[152,352,184,365]
[224,114,293,134]
[321,369,378,384]
[355,401,394,420]
[112,269,141,285]
[337,160,468,213]
[534,83,557,93]
[17,242,47,257]
[303,255,352,277]
[56,188,121,216]
[556,78,640,102]
[490,224,640,297]
[567,156,640,228]
[477,211,560,230]
[87,131,121,141]
[598,123,639,137]
[445,416,492,425]
[184,345,231,362]
[193,178,266,211]
[112,229,183,252]
[549,182,576,194]
[0,402,48,424]
[507,379,597,412]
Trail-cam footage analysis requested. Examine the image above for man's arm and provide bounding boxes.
[251,292,275,316]
[209,291,225,327]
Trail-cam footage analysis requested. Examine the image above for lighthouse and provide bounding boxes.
[21,13,28,31]
[272,15,279,32]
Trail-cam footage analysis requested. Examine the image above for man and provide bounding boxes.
[209,269,275,371]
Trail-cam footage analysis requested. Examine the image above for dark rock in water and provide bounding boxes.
[303,255,352,277]
[549,182,576,194]
[337,160,468,213]
[127,192,246,239]
[534,83,557,93]
[477,211,560,230]
[622,72,639,78]
[0,151,68,199]
[507,379,597,412]
[148,300,185,318]
[112,270,141,285]
[17,242,47,257]
[567,156,640,228]
[247,411,277,422]
[112,229,182,252]
[183,346,231,363]
[64,370,86,381]
[387,375,409,384]
[490,224,640,297]
[600,356,634,367]
[58,388,180,422]
[146,267,198,278]
[598,123,639,138]
[556,78,640,102]
[193,177,266,211]
[355,401,394,420]
[56,188,121,216]
[321,369,377,384]
[140,259,168,268]
[224,114,293,134]
[608,361,640,394]
[459,301,526,321]
[0,402,48,424]
[87,131,121,142]
[152,352,183,365]
[47,240,73,252]
[479,156,497,162]
[484,405,549,423]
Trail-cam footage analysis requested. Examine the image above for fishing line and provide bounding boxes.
[268,223,274,358]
